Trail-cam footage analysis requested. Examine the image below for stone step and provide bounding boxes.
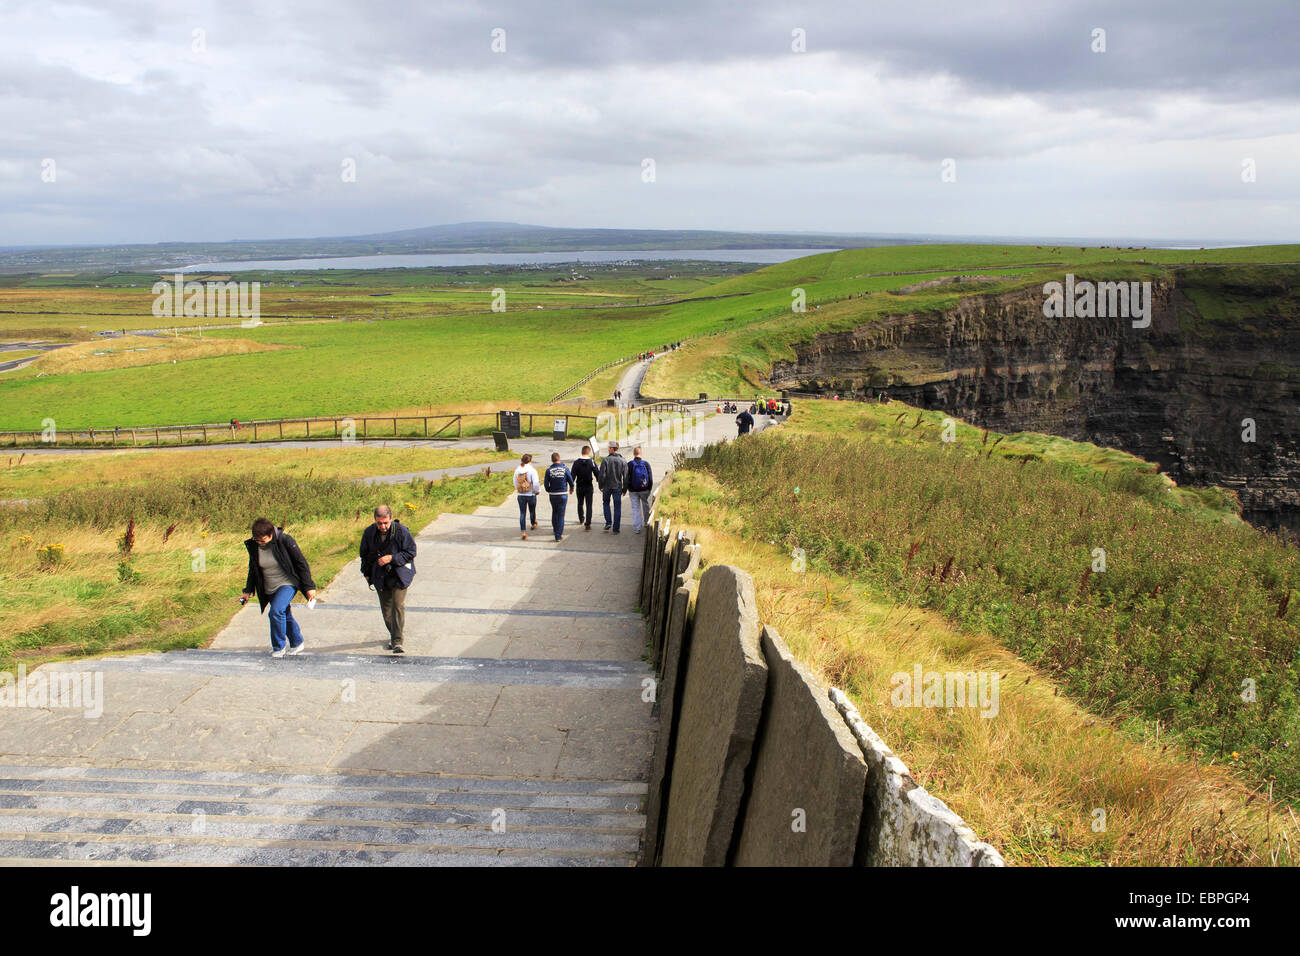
[0,795,641,828]
[0,764,648,796]
[47,649,652,688]
[0,836,628,866]
[0,812,642,853]
[0,763,644,865]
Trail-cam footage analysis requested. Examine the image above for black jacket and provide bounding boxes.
[244,528,316,613]
[571,457,599,490]
[360,520,417,590]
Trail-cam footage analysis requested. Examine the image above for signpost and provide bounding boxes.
[498,410,521,439]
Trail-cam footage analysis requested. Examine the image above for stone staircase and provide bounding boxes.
[0,408,735,866]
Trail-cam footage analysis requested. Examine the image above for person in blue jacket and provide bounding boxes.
[543,452,576,541]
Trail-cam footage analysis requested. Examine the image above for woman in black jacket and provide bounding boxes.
[242,517,317,657]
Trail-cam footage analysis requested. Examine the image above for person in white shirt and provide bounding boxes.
[513,453,542,540]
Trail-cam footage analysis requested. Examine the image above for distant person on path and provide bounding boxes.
[544,451,575,541]
[598,440,628,533]
[359,504,416,654]
[571,445,599,531]
[736,408,754,436]
[514,453,541,540]
[625,445,654,534]
[242,518,317,658]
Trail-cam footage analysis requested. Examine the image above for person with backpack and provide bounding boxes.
[624,446,654,534]
[544,451,575,541]
[359,504,416,654]
[598,440,628,533]
[736,408,754,436]
[513,453,541,540]
[242,518,317,658]
[571,445,599,531]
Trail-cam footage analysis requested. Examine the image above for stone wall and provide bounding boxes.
[636,510,1005,867]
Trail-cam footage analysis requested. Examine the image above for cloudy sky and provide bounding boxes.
[2,0,1298,246]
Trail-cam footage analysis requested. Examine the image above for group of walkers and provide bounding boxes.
[241,503,416,656]
[511,441,654,541]
[238,443,662,658]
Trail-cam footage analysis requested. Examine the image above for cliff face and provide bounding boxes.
[769,267,1300,536]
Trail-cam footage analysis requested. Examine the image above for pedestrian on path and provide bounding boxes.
[598,440,628,533]
[571,444,599,531]
[625,445,654,534]
[544,452,575,541]
[736,407,754,436]
[514,453,541,540]
[359,504,416,655]
[242,518,317,658]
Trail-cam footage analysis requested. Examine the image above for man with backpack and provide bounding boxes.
[624,445,654,534]
[359,504,417,654]
[598,441,628,533]
[544,451,575,541]
[571,445,599,531]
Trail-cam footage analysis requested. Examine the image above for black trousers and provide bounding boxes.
[377,585,407,645]
[575,486,594,526]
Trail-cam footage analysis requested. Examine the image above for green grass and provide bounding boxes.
[3,244,1299,429]
[683,401,1300,801]
[0,468,512,674]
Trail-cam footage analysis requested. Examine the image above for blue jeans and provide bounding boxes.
[267,585,303,651]
[602,488,623,531]
[549,494,568,539]
[517,494,537,531]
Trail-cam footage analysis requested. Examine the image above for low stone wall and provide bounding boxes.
[637,513,1005,868]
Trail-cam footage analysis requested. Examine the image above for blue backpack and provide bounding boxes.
[628,457,651,492]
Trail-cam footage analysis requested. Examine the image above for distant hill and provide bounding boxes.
[0,221,906,274]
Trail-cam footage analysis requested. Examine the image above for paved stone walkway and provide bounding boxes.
[0,408,736,866]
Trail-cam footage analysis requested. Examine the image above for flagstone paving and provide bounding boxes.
[0,407,744,866]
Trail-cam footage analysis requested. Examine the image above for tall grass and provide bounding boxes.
[0,469,510,672]
[686,426,1300,800]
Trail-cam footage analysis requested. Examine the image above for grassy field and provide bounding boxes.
[0,463,513,675]
[658,399,1300,865]
[0,444,506,499]
[3,244,1299,431]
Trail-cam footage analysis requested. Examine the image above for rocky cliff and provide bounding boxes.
[769,266,1300,536]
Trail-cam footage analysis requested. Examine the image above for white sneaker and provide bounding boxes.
[287,644,305,656]
[271,648,286,659]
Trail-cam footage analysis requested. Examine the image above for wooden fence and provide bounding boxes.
[0,411,598,449]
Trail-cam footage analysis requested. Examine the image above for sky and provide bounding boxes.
[1,0,1298,246]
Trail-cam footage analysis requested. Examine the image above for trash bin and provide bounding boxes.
[552,417,568,442]
[492,430,509,452]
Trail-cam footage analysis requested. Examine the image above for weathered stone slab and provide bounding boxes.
[661,564,767,866]
[648,532,678,664]
[829,688,1005,867]
[655,532,694,673]
[639,519,660,611]
[733,627,868,866]
[640,574,696,866]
